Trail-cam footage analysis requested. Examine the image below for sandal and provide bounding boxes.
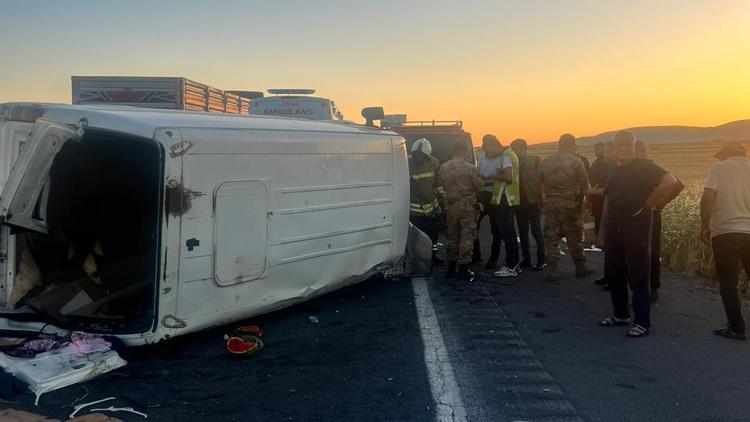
[714,327,747,341]
[599,316,631,327]
[627,324,649,337]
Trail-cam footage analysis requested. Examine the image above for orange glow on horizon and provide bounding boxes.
[0,1,748,145]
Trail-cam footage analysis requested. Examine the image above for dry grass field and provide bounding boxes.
[529,140,750,182]
[527,140,750,287]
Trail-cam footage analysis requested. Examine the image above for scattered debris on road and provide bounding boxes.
[225,325,265,356]
[68,396,147,419]
[236,325,264,337]
[88,406,147,419]
[0,333,126,404]
[0,408,123,422]
[69,397,116,419]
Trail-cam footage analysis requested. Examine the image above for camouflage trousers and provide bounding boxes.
[544,205,586,269]
[446,199,478,264]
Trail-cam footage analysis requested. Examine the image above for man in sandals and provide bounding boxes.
[597,131,677,337]
[700,141,750,341]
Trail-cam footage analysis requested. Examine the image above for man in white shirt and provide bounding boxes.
[474,135,504,268]
[701,141,750,341]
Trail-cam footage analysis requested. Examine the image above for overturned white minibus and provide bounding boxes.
[0,104,410,345]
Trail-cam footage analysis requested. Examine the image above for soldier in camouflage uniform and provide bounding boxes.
[438,141,484,281]
[539,134,595,281]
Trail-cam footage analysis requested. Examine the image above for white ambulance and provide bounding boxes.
[249,89,344,121]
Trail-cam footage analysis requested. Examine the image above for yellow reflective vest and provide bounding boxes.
[491,148,521,206]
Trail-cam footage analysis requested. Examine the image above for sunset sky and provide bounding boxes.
[1,0,748,143]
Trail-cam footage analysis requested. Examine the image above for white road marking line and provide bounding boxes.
[412,277,468,422]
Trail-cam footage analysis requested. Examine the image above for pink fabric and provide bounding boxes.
[70,331,111,355]
[22,338,60,352]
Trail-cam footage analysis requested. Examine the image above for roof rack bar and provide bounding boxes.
[395,120,463,127]
[267,89,316,95]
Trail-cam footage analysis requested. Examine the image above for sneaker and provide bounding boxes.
[531,263,547,271]
[513,263,523,274]
[594,277,607,286]
[494,266,518,278]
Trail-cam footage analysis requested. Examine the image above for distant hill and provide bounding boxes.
[574,119,750,145]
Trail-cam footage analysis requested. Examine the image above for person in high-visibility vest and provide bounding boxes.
[409,138,445,264]
[490,141,522,278]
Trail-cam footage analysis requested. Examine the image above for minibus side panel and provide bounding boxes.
[172,128,397,326]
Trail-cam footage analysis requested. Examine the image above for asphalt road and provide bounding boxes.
[3,224,750,421]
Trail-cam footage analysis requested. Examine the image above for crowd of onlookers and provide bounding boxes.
[409,133,750,339]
